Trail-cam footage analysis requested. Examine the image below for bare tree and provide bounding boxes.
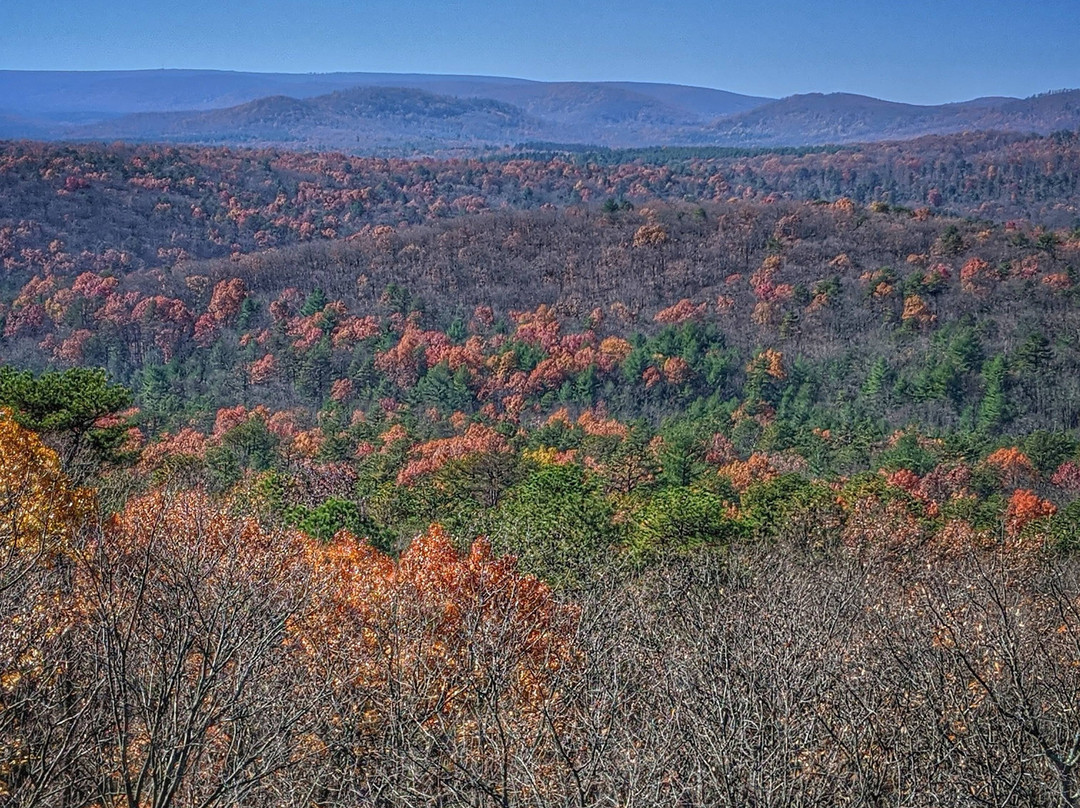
[77,490,321,808]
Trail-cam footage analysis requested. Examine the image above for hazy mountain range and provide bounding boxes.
[0,69,1076,153]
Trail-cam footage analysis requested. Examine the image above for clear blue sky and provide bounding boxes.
[1,0,1076,104]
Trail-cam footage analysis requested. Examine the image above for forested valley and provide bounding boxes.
[5,132,1080,806]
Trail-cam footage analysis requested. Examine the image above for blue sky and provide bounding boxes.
[1,0,1076,104]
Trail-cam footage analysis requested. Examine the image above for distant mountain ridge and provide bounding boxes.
[67,87,543,153]
[697,90,1080,146]
[0,69,770,123]
[0,70,1077,153]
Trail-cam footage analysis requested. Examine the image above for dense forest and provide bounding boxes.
[5,132,1080,806]
[2,128,1079,270]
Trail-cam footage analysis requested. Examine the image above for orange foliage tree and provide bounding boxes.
[396,423,511,487]
[1005,489,1056,539]
[985,447,1037,487]
[303,523,580,803]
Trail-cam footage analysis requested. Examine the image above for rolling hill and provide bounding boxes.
[0,69,770,132]
[0,70,1077,153]
[67,87,543,153]
[701,90,1080,145]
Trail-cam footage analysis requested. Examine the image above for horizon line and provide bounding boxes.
[1,67,1075,107]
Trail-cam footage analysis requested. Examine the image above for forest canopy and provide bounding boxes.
[4,129,1080,805]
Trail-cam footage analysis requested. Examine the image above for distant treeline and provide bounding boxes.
[506,142,846,164]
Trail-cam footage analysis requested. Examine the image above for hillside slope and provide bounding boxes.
[69,86,542,152]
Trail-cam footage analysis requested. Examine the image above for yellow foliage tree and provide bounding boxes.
[0,406,92,574]
[0,409,93,803]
